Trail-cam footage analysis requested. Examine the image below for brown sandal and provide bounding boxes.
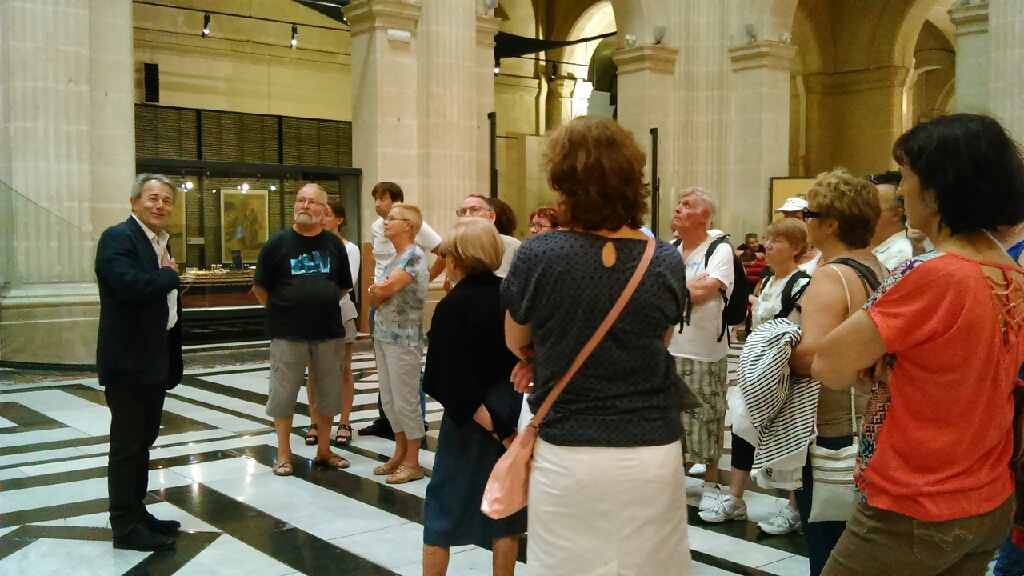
[373,460,401,476]
[386,464,425,485]
[272,461,294,476]
[312,453,350,469]
[334,424,352,448]
[303,424,318,446]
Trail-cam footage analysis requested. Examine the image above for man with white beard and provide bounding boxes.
[252,184,354,476]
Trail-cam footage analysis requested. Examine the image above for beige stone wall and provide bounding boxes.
[133,0,351,120]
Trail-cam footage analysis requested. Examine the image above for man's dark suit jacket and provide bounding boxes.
[95,216,183,389]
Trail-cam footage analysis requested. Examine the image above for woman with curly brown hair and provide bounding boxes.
[500,114,692,575]
[788,168,888,575]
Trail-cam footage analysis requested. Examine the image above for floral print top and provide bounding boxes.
[373,246,429,347]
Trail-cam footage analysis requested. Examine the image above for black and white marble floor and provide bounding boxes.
[0,341,815,576]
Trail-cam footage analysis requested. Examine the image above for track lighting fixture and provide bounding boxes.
[202,13,211,38]
[291,25,298,48]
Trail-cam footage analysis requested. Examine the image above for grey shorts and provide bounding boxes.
[267,338,344,419]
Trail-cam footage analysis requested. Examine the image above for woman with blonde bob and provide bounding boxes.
[501,114,691,574]
[422,218,525,576]
[367,203,430,484]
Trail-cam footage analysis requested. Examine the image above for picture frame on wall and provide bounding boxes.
[221,189,269,263]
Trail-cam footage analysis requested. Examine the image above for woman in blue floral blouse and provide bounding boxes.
[367,203,431,484]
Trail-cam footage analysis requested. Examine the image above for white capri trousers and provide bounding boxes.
[527,439,691,576]
[373,339,425,440]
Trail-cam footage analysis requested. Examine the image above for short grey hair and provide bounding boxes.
[298,183,327,204]
[680,187,717,220]
[467,194,495,210]
[131,173,176,201]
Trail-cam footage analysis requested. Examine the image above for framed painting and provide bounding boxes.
[221,189,269,263]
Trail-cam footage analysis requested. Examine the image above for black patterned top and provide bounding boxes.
[501,231,686,447]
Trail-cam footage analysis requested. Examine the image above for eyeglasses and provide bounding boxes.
[456,205,491,218]
[801,208,823,219]
[384,215,410,223]
[530,222,554,230]
[295,198,325,207]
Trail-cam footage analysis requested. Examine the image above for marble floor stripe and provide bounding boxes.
[0,402,63,433]
[159,483,400,576]
[0,525,219,576]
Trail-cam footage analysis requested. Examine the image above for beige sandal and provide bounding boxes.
[373,460,401,476]
[386,464,425,485]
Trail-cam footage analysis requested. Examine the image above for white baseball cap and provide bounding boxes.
[775,197,809,213]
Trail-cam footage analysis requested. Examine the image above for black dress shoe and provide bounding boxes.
[113,523,175,552]
[359,420,394,439]
[142,514,181,536]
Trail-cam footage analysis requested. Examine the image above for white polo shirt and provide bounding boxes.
[669,231,735,362]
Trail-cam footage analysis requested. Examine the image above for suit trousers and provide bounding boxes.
[105,383,166,536]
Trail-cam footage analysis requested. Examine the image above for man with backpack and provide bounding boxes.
[669,188,740,511]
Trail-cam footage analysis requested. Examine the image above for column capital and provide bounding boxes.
[949,1,989,37]
[728,41,797,72]
[477,15,500,48]
[804,67,909,95]
[612,45,678,75]
[548,77,576,98]
[344,0,420,36]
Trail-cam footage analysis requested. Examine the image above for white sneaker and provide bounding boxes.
[757,505,801,535]
[699,495,748,523]
[687,463,707,476]
[698,482,723,511]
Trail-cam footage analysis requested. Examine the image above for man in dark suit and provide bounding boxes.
[95,174,184,552]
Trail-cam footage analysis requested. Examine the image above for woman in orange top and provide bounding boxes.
[813,114,1024,576]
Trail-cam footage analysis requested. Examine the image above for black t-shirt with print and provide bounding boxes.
[254,228,353,340]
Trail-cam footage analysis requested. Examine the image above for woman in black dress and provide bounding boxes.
[421,217,525,576]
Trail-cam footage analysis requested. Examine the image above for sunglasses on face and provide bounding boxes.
[802,208,823,219]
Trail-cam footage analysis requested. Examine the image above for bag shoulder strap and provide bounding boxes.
[703,234,731,269]
[831,257,881,293]
[529,238,657,429]
[775,270,811,320]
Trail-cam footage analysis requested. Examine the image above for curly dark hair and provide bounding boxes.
[371,181,404,202]
[490,197,518,236]
[892,114,1024,236]
[530,206,560,228]
[543,115,649,231]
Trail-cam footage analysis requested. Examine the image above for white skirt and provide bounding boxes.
[527,439,691,576]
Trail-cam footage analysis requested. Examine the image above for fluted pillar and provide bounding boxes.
[949,1,990,114]
[0,0,135,365]
[988,0,1024,141]
[727,41,796,237]
[346,0,421,243]
[416,0,479,239]
[613,45,678,237]
[476,14,499,197]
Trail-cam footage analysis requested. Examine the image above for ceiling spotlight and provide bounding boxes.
[291,25,298,49]
[494,59,500,75]
[202,13,211,38]
[269,184,277,191]
[182,181,194,191]
[240,182,250,192]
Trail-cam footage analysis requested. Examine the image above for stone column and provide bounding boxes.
[90,0,136,235]
[476,14,499,198]
[804,67,908,176]
[545,77,576,130]
[613,45,678,237]
[726,41,797,238]
[988,0,1024,141]
[345,0,421,243]
[416,0,479,238]
[949,1,990,115]
[0,0,136,365]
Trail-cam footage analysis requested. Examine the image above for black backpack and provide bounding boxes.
[759,270,812,320]
[674,235,752,342]
[831,257,881,292]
